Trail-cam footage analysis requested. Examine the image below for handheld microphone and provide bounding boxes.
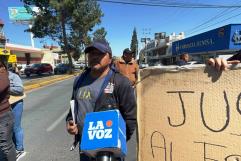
[80,110,127,160]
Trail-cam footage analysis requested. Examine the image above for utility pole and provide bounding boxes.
[141,28,151,63]
[141,28,151,48]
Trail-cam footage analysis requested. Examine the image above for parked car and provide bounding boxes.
[73,62,86,70]
[139,63,149,69]
[54,63,71,74]
[24,63,53,77]
[18,64,31,75]
[186,61,203,65]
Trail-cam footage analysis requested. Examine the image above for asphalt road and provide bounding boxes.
[22,77,137,161]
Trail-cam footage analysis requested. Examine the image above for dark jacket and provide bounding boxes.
[66,67,137,141]
[0,70,10,114]
[177,60,188,66]
[227,52,241,61]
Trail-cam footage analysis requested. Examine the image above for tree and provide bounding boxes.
[93,27,107,41]
[22,0,103,73]
[130,27,138,59]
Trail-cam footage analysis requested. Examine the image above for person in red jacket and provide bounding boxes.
[0,59,16,161]
[114,48,139,87]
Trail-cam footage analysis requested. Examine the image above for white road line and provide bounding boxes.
[46,109,70,132]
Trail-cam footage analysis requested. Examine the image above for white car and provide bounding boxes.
[18,64,31,75]
[186,61,202,65]
[139,63,149,69]
[73,62,86,69]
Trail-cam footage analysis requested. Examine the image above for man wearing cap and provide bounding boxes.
[114,48,139,87]
[66,40,137,161]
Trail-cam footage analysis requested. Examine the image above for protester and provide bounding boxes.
[66,40,137,161]
[176,52,190,66]
[208,52,241,71]
[114,48,139,87]
[0,60,16,161]
[8,69,26,161]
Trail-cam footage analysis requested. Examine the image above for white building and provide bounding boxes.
[139,32,185,66]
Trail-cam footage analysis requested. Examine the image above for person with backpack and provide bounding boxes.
[66,39,137,161]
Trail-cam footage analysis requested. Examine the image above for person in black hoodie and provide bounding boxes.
[66,40,137,161]
[0,59,16,161]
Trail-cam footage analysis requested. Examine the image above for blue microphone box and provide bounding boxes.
[80,110,127,158]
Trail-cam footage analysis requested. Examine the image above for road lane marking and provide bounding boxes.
[46,109,70,132]
[26,77,74,93]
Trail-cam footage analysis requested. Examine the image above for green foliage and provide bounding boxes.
[93,27,107,41]
[22,0,103,70]
[130,27,138,59]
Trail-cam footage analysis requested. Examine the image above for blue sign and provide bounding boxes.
[8,7,35,21]
[81,110,127,158]
[229,25,241,50]
[172,24,241,55]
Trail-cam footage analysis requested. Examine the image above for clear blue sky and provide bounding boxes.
[1,0,241,56]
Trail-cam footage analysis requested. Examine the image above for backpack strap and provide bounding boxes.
[72,68,114,112]
[97,69,113,100]
[72,68,91,100]
[94,70,119,112]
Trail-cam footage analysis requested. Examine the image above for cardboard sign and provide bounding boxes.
[9,93,26,104]
[137,65,241,161]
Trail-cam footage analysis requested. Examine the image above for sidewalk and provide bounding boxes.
[23,73,77,91]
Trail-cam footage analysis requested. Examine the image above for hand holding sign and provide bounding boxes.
[208,58,240,71]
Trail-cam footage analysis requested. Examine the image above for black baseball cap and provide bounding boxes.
[84,39,112,55]
[123,48,134,55]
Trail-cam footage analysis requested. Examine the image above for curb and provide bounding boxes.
[24,74,75,91]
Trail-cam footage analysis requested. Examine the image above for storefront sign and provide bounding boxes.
[172,24,241,55]
[0,48,10,55]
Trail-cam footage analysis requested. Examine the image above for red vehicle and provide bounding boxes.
[24,63,53,77]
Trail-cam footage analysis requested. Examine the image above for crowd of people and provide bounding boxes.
[0,39,240,161]
[65,39,239,161]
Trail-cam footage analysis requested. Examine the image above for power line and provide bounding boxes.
[186,8,240,35]
[187,10,241,36]
[185,0,241,34]
[97,0,241,8]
